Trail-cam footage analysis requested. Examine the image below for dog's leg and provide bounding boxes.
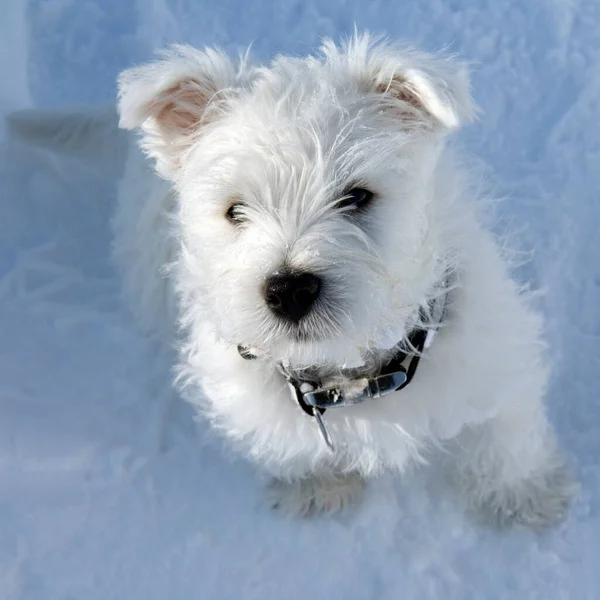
[267,470,366,517]
[454,398,576,528]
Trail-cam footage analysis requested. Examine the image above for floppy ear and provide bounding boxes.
[118,45,248,178]
[325,34,477,132]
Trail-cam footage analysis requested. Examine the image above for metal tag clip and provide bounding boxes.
[312,408,335,452]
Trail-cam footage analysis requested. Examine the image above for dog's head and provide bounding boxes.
[118,34,475,368]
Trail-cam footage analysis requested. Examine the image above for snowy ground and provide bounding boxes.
[1,0,599,598]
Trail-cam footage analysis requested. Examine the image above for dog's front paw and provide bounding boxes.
[458,455,577,529]
[267,472,366,517]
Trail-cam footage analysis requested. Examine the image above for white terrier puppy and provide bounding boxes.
[9,34,575,526]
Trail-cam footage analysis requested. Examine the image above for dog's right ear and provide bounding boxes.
[118,45,248,178]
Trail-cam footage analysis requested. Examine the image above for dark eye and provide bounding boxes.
[336,187,375,211]
[226,202,247,224]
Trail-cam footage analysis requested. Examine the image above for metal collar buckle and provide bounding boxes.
[302,371,408,410]
[277,361,409,452]
[302,371,408,452]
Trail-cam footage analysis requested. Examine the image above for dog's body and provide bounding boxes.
[9,34,575,525]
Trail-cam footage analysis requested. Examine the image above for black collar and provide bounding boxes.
[238,276,451,451]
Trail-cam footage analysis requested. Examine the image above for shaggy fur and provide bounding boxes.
[8,33,575,527]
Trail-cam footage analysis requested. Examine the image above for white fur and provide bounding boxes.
[10,33,575,527]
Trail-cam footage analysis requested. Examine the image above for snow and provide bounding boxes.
[1,0,599,598]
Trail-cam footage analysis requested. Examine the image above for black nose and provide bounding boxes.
[265,271,322,322]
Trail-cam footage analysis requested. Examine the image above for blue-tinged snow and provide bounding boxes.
[1,0,599,598]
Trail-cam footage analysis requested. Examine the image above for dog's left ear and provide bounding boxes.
[327,35,477,132]
[370,62,475,131]
[118,45,250,178]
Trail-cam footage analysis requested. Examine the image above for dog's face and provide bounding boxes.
[118,35,474,367]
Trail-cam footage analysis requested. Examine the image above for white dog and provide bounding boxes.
[9,33,575,526]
